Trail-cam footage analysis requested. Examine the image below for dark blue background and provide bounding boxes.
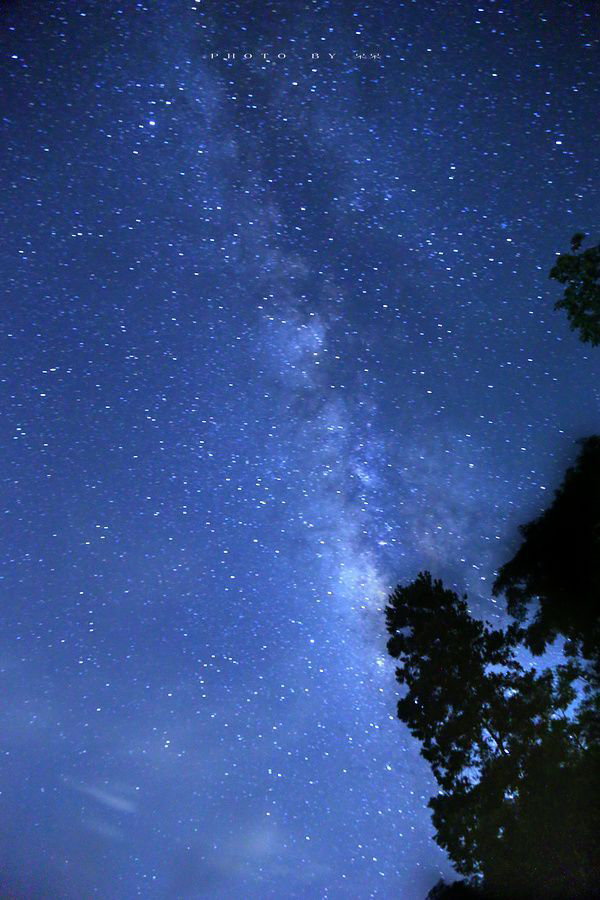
[1,1,598,896]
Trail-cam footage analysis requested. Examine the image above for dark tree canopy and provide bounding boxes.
[427,878,487,898]
[385,239,600,899]
[549,233,600,346]
[492,435,600,662]
[386,572,600,898]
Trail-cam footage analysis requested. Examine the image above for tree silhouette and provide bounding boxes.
[385,571,600,898]
[384,235,600,896]
[427,877,486,898]
[492,435,600,752]
[550,233,600,346]
[492,435,600,664]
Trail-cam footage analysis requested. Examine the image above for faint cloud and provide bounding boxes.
[67,780,137,814]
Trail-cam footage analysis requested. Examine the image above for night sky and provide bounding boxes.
[1,1,599,897]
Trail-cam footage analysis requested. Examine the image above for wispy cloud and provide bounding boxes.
[67,781,137,814]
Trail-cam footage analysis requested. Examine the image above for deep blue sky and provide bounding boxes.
[1,1,599,897]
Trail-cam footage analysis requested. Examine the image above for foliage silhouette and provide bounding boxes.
[427,877,487,898]
[492,435,600,663]
[493,436,600,750]
[385,235,600,897]
[549,233,600,345]
[385,569,599,897]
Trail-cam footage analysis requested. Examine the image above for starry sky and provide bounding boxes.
[1,1,599,897]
